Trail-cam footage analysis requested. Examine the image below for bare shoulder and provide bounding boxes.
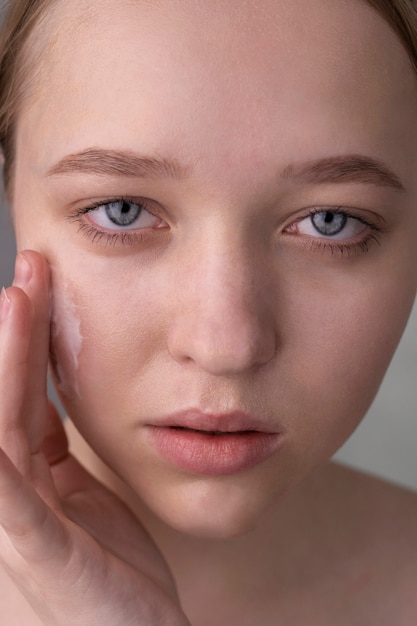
[326,460,417,537]
[0,565,43,626]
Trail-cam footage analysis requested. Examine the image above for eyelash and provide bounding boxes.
[286,207,383,258]
[67,197,160,247]
[67,199,384,256]
[302,234,381,257]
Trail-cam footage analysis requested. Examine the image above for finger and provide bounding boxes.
[40,401,69,467]
[0,445,190,626]
[0,446,69,566]
[42,428,180,598]
[0,445,104,624]
[13,251,51,449]
[0,285,34,472]
[29,401,69,511]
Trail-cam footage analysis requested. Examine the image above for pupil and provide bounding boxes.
[106,201,141,226]
[311,211,347,236]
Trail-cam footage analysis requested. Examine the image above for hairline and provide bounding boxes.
[2,0,417,204]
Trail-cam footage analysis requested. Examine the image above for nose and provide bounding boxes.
[167,239,278,376]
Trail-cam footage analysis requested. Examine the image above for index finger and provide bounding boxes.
[0,252,51,471]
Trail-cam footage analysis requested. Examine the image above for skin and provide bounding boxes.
[1,0,417,623]
[14,0,417,536]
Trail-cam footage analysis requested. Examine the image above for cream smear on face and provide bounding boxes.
[50,275,83,396]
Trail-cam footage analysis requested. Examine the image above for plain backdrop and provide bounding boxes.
[0,191,416,491]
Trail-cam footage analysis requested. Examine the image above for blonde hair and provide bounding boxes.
[0,0,55,194]
[0,0,417,197]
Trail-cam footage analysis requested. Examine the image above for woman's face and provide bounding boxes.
[11,0,417,536]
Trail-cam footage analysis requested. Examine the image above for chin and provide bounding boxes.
[141,472,285,540]
[162,508,259,540]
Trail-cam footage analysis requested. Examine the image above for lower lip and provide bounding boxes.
[146,427,281,476]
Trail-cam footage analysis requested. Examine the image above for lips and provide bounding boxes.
[149,409,277,434]
[145,410,282,476]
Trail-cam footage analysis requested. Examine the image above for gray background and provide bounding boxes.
[1,192,416,490]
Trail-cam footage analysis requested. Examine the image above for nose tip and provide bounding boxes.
[167,303,277,376]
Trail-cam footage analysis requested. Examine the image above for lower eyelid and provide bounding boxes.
[74,220,151,247]
[306,233,382,257]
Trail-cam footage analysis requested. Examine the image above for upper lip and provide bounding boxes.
[148,409,278,434]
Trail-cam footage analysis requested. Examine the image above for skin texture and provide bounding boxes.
[10,0,417,541]
[1,1,417,624]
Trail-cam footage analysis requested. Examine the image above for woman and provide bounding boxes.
[0,0,417,623]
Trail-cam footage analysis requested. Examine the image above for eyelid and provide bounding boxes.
[66,195,169,248]
[70,196,168,226]
[283,206,385,257]
[285,206,384,233]
[88,199,156,230]
[74,195,156,216]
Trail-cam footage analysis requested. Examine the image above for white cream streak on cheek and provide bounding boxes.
[50,280,83,396]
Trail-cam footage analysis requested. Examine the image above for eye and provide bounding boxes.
[67,196,169,249]
[293,209,367,240]
[87,199,162,231]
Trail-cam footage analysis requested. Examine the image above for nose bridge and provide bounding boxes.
[167,230,277,374]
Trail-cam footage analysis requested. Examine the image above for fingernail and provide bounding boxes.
[0,287,11,322]
[14,253,32,287]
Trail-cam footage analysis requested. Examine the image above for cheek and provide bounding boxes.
[288,271,415,439]
[54,262,167,414]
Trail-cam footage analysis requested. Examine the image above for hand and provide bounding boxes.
[0,251,191,626]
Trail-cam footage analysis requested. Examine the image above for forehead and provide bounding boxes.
[15,0,417,187]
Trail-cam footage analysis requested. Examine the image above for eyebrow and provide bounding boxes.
[281,154,405,192]
[46,148,188,179]
[46,148,406,193]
